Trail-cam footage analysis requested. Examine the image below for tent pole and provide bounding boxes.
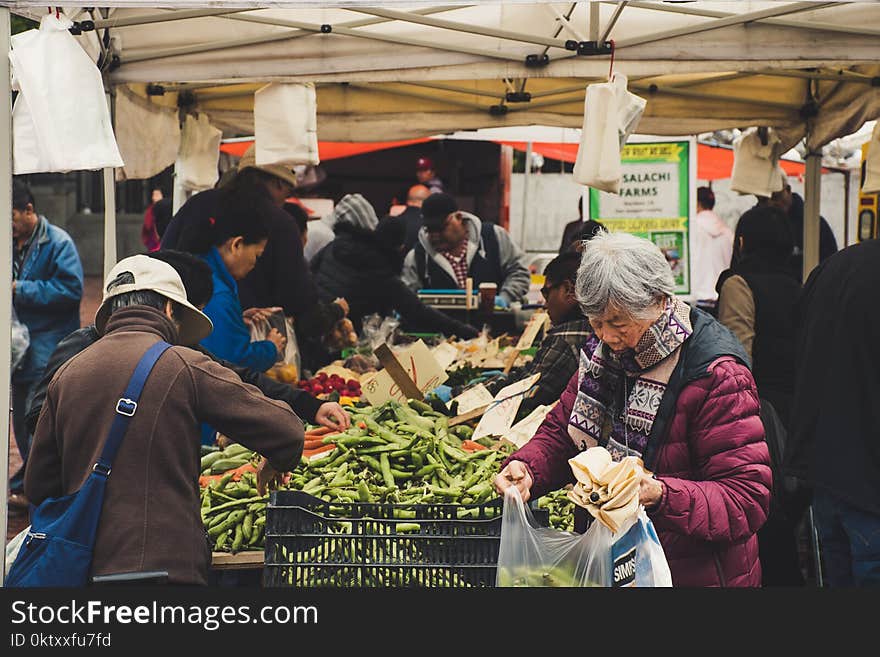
[616,1,880,38]
[103,82,117,281]
[346,7,569,50]
[599,1,628,43]
[803,150,822,282]
[590,2,600,42]
[521,142,532,250]
[616,2,835,50]
[127,9,520,66]
[93,8,250,29]
[544,3,586,42]
[0,6,12,584]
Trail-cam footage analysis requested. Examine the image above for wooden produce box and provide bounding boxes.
[211,550,264,571]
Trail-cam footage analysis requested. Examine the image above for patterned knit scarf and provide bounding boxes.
[568,297,692,460]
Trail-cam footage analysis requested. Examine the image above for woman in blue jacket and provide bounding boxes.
[178,186,285,372]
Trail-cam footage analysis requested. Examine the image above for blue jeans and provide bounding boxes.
[813,488,880,587]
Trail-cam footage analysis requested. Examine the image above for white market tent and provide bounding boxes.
[1,1,879,572]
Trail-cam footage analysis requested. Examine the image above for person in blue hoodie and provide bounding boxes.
[177,185,286,373]
[9,178,83,510]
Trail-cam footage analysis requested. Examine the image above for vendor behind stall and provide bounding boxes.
[488,251,593,420]
[401,193,530,308]
[312,214,478,339]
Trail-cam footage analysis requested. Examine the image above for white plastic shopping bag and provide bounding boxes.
[573,73,646,194]
[11,306,30,372]
[5,526,29,576]
[176,113,222,192]
[10,13,123,174]
[730,127,786,197]
[496,489,671,587]
[254,83,320,167]
[862,121,880,194]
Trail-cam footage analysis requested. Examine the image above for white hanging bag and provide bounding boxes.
[175,113,222,192]
[254,82,320,167]
[573,74,646,194]
[862,121,880,194]
[10,12,123,174]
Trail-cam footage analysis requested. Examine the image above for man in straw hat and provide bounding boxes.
[25,255,305,585]
[162,144,349,370]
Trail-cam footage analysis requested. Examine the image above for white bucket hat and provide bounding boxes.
[95,255,213,345]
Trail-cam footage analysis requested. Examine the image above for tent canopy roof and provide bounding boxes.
[8,2,880,147]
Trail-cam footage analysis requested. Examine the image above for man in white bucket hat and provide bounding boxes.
[25,255,305,585]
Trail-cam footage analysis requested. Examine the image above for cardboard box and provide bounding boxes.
[361,340,448,405]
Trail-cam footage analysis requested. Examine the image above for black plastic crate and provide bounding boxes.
[263,490,545,588]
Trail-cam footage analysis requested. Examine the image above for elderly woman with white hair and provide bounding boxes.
[494,231,771,587]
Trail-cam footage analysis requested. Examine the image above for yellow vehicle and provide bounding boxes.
[858,141,878,241]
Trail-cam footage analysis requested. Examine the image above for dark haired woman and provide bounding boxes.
[717,204,804,587]
[178,187,286,373]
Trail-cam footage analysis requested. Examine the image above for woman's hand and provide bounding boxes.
[315,402,351,430]
[267,328,287,356]
[493,460,533,502]
[243,306,283,326]
[638,473,665,510]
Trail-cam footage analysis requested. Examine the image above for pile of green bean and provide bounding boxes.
[536,488,576,532]
[287,400,512,511]
[201,400,515,553]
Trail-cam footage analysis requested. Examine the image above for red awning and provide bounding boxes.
[220,138,431,161]
[220,138,810,181]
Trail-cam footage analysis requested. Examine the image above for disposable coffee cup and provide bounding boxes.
[479,282,497,311]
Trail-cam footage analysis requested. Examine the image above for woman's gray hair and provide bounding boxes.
[575,230,675,319]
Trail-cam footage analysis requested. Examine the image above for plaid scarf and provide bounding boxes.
[568,297,692,460]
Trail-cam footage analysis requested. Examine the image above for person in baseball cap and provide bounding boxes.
[95,254,213,345]
[415,155,445,194]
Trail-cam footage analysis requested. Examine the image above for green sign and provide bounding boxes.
[588,141,692,294]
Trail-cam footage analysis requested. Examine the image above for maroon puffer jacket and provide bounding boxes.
[508,355,771,587]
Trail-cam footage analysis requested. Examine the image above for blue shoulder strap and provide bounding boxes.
[93,341,171,476]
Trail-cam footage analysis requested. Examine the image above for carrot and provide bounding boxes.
[461,440,488,453]
[303,438,330,450]
[302,444,335,459]
[198,462,257,487]
[304,426,336,437]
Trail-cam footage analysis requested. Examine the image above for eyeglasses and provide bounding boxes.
[540,282,561,299]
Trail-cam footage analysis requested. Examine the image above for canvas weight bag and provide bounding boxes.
[254,82,320,167]
[5,341,170,587]
[10,12,123,174]
[573,73,646,194]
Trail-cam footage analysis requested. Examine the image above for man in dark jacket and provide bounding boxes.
[161,146,346,343]
[785,240,880,587]
[9,178,83,510]
[25,251,349,438]
[26,255,304,585]
[397,184,431,254]
[312,216,478,339]
[488,253,592,422]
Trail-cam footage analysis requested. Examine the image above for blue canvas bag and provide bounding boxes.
[6,341,171,587]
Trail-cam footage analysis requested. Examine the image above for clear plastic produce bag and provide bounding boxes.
[249,310,301,376]
[11,307,30,372]
[359,313,400,351]
[496,489,672,587]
